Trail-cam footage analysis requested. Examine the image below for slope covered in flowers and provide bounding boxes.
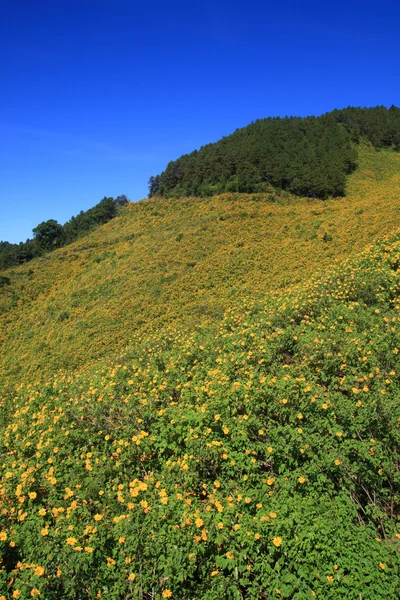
[1,145,400,387]
[1,232,400,599]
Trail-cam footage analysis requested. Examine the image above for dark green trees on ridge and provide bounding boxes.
[149,105,400,199]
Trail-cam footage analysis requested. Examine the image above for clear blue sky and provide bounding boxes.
[1,0,399,243]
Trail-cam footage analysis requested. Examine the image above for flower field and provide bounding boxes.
[1,229,400,598]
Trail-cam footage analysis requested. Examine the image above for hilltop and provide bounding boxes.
[149,106,400,199]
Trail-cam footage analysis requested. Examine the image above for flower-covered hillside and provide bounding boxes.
[1,145,400,387]
[1,233,400,599]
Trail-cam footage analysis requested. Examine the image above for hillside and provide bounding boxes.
[1,227,400,599]
[1,145,400,386]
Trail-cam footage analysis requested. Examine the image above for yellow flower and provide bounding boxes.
[84,547,93,553]
[38,508,46,516]
[272,537,282,547]
[298,476,306,484]
[34,566,45,576]
[41,528,49,536]
[226,551,234,559]
[162,591,172,598]
[94,514,103,521]
[128,573,136,581]
[211,570,219,576]
[195,517,204,528]
[28,492,37,500]
[379,562,385,570]
[326,575,334,582]
[119,536,125,543]
[12,592,21,599]
[267,446,273,453]
[31,589,40,597]
[0,532,7,541]
[269,512,277,519]
[66,537,77,546]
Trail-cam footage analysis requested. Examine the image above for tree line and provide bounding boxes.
[148,105,400,199]
[0,195,128,271]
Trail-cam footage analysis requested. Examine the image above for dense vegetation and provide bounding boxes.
[149,106,400,199]
[1,231,400,599]
[0,195,128,270]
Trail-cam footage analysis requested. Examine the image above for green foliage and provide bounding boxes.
[0,241,37,270]
[149,106,400,200]
[329,105,400,148]
[33,219,65,251]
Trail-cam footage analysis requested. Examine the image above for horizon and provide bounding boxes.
[1,0,399,244]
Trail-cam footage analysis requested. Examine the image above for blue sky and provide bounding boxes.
[1,0,399,243]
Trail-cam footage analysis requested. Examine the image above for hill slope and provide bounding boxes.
[0,229,400,599]
[1,145,400,385]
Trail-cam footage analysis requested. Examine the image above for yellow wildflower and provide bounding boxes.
[272,537,282,547]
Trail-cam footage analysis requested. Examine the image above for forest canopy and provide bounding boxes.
[148,106,400,199]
